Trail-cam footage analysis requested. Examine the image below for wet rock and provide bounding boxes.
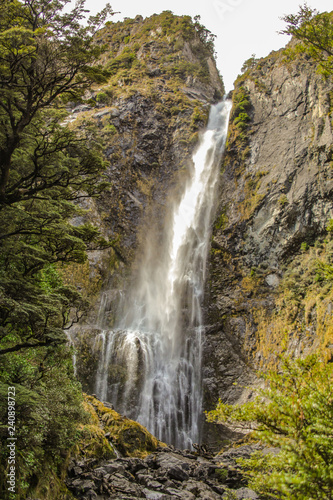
[85,490,97,499]
[102,401,114,410]
[101,462,126,475]
[70,479,95,494]
[116,456,147,473]
[165,488,196,499]
[145,478,164,490]
[183,479,222,499]
[66,446,265,499]
[205,44,333,446]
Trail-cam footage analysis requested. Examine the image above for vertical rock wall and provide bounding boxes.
[203,46,333,445]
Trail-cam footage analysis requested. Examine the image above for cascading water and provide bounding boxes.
[95,100,231,448]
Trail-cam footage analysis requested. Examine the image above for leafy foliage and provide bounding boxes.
[281,4,333,77]
[226,86,251,148]
[207,355,333,499]
[241,54,259,74]
[98,11,220,93]
[0,345,89,498]
[0,0,114,356]
[252,233,333,369]
[0,1,114,497]
[193,14,217,56]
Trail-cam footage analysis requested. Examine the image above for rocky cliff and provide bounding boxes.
[68,14,333,449]
[66,12,224,393]
[204,44,333,443]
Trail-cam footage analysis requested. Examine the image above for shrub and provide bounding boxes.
[300,241,309,252]
[96,92,109,103]
[326,219,333,232]
[103,124,117,135]
[278,194,288,206]
[207,355,333,500]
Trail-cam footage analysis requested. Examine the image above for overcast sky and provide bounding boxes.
[83,0,332,91]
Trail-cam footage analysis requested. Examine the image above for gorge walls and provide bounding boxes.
[66,12,224,405]
[204,45,333,443]
[69,14,333,448]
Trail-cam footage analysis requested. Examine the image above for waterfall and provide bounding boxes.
[95,100,231,448]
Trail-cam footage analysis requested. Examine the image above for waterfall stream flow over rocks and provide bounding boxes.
[94,100,231,449]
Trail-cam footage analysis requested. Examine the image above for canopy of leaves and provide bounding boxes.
[0,0,114,356]
[0,344,89,498]
[0,0,115,497]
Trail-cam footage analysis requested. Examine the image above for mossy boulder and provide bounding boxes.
[72,397,116,461]
[82,395,163,458]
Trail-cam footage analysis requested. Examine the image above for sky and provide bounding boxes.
[83,0,333,91]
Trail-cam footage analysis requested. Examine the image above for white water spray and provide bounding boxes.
[95,100,231,448]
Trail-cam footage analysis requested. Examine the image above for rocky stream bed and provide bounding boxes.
[66,443,264,499]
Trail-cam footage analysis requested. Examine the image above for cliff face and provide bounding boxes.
[69,16,333,447]
[204,46,333,440]
[91,13,223,261]
[67,12,224,392]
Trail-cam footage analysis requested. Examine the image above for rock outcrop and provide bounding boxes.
[66,12,224,394]
[68,15,333,449]
[67,395,263,499]
[204,45,333,443]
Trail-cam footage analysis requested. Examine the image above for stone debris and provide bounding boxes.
[66,445,262,499]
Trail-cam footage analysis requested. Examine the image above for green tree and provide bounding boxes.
[0,1,115,497]
[241,54,258,74]
[0,0,114,356]
[207,355,333,499]
[281,4,333,77]
[0,344,90,498]
[193,14,217,56]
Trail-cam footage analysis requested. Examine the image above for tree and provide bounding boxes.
[281,4,333,77]
[241,54,258,74]
[193,14,217,56]
[0,0,114,206]
[0,0,115,355]
[207,355,333,499]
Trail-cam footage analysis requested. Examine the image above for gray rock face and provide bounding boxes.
[66,445,263,499]
[204,48,333,444]
[69,14,224,395]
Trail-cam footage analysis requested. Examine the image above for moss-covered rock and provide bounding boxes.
[71,397,117,461]
[82,395,163,458]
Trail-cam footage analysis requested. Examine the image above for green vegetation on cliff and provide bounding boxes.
[281,5,333,78]
[208,5,333,495]
[254,231,333,368]
[98,11,219,92]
